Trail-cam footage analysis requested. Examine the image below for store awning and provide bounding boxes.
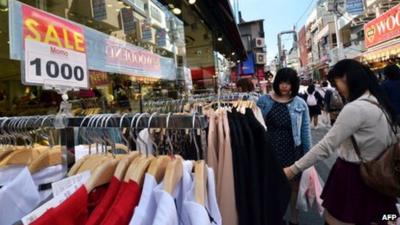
[362,38,400,62]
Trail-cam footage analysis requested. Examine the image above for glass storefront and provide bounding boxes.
[0,0,187,116]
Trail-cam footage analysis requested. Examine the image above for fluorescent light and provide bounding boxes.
[172,8,181,15]
[188,0,196,4]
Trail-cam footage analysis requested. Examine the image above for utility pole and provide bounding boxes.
[328,0,344,62]
[277,30,298,68]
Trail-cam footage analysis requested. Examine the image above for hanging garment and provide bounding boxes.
[99,180,141,225]
[86,177,122,225]
[29,181,110,225]
[246,109,291,225]
[136,129,154,155]
[216,110,238,225]
[228,109,291,225]
[0,164,65,202]
[296,166,324,216]
[0,167,41,225]
[206,111,219,176]
[31,186,90,225]
[129,174,158,225]
[252,106,267,130]
[152,161,193,225]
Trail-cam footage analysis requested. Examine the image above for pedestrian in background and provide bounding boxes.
[324,84,344,126]
[382,64,400,123]
[236,78,255,93]
[319,81,331,127]
[284,59,399,225]
[303,84,324,129]
[257,68,312,225]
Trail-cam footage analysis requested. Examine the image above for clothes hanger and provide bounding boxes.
[28,116,62,173]
[114,113,140,180]
[163,113,183,194]
[84,159,119,192]
[125,113,154,187]
[68,114,95,176]
[147,112,170,183]
[76,114,111,174]
[0,117,41,167]
[192,113,208,206]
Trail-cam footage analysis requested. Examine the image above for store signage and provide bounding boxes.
[156,28,167,47]
[105,39,161,72]
[364,4,400,48]
[10,0,176,81]
[91,0,107,21]
[141,20,153,42]
[120,8,136,35]
[22,4,88,88]
[346,0,364,15]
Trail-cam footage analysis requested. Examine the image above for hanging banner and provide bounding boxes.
[9,0,176,81]
[22,4,88,88]
[364,4,400,48]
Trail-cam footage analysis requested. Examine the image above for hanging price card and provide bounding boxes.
[22,4,88,88]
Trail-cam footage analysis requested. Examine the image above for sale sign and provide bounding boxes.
[22,4,85,52]
[364,4,400,48]
[21,4,88,88]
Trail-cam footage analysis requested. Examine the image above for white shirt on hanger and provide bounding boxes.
[0,164,66,201]
[136,129,154,155]
[0,167,41,225]
[152,160,193,225]
[129,173,158,225]
[183,166,222,225]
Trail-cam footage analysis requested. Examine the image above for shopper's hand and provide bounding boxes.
[283,167,296,180]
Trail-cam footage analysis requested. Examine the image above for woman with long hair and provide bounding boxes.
[284,59,399,224]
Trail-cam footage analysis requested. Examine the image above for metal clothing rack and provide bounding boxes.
[0,114,209,165]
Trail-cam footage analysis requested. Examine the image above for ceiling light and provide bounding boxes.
[232,52,235,56]
[172,8,181,15]
[237,60,240,63]
[188,0,196,4]
[107,4,112,7]
[217,37,223,42]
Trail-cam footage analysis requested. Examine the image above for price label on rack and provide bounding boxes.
[24,39,88,88]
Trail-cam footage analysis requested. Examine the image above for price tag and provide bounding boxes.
[24,39,88,88]
[52,171,91,196]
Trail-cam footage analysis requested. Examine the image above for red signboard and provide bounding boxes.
[364,4,400,48]
[22,4,85,53]
[105,40,161,72]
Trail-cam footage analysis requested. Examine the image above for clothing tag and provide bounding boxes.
[21,182,85,225]
[74,146,90,162]
[52,171,90,196]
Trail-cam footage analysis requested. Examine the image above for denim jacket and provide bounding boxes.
[257,95,312,153]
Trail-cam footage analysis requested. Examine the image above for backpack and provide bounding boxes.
[306,92,318,106]
[329,90,344,110]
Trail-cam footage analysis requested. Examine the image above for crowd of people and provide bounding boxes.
[236,59,400,225]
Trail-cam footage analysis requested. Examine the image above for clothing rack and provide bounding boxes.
[0,114,209,165]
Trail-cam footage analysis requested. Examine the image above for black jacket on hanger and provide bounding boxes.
[228,108,291,225]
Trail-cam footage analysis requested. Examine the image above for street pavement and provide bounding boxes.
[285,124,337,225]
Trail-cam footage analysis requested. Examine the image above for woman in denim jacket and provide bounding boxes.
[257,68,312,225]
